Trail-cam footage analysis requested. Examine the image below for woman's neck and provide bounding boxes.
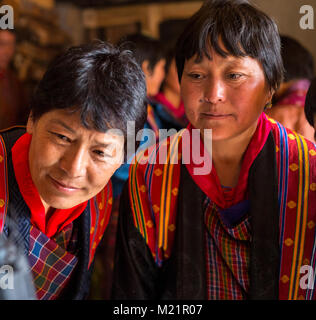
[210,123,258,187]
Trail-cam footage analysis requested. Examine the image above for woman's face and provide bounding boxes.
[27,109,124,213]
[164,58,181,95]
[0,30,16,70]
[180,47,272,142]
[143,58,166,97]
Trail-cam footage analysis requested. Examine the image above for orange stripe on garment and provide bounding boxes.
[293,135,310,299]
[129,148,148,241]
[158,131,183,250]
[163,132,183,250]
[0,135,8,233]
[288,133,309,299]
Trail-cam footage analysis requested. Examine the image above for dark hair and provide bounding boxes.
[175,0,284,93]
[118,33,165,73]
[305,78,316,127]
[280,35,314,82]
[30,41,147,140]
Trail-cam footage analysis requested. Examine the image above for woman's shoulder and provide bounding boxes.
[268,117,316,162]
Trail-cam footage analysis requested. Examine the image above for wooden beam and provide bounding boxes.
[82,1,203,37]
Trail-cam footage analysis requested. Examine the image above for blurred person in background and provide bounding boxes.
[265,35,315,142]
[0,29,29,129]
[112,33,167,199]
[89,34,166,299]
[151,48,188,129]
[305,77,316,141]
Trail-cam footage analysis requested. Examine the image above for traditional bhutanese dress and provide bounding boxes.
[112,96,187,200]
[112,113,316,300]
[0,127,113,299]
[149,92,188,130]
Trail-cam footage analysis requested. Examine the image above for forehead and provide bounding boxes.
[184,36,263,70]
[36,109,123,141]
[184,50,263,72]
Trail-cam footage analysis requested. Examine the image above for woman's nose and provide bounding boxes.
[59,147,88,178]
[204,78,226,104]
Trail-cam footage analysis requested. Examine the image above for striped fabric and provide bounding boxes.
[271,118,316,300]
[88,183,113,268]
[129,131,183,266]
[128,114,316,300]
[28,223,78,300]
[146,104,160,138]
[0,128,114,300]
[204,199,250,300]
[0,135,8,233]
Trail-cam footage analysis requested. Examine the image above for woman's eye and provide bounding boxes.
[50,132,71,143]
[56,133,71,142]
[188,73,203,79]
[228,73,243,80]
[94,150,106,157]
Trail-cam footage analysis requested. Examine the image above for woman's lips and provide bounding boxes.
[49,176,81,193]
[201,112,232,119]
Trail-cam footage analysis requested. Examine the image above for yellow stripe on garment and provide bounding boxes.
[130,148,147,241]
[158,131,183,250]
[163,132,183,250]
[293,134,310,299]
[288,133,309,299]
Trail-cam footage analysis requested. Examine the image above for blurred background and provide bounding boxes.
[0,0,315,97]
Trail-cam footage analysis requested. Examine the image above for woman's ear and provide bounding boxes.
[264,88,275,107]
[26,112,34,134]
[141,60,152,77]
[268,88,275,103]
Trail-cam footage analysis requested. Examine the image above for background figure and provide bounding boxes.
[305,77,316,140]
[111,33,167,199]
[265,35,315,141]
[0,30,29,130]
[89,33,166,299]
[151,48,188,129]
[118,33,166,99]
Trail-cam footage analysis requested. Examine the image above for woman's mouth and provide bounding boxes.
[49,176,81,193]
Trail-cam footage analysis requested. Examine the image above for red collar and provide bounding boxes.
[153,92,185,119]
[11,133,87,238]
[184,112,272,208]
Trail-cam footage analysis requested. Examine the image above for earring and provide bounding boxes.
[264,101,272,110]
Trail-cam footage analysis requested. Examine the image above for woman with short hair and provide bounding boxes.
[113,0,316,300]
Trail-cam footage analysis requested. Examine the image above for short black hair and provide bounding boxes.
[30,41,147,140]
[175,0,284,93]
[280,35,314,82]
[305,78,316,127]
[118,33,165,73]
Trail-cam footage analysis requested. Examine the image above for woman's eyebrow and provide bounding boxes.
[50,119,76,134]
